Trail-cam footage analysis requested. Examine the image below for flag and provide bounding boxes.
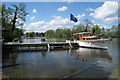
[70,14,78,22]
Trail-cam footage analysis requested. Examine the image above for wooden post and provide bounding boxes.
[36,44,37,50]
[28,44,30,50]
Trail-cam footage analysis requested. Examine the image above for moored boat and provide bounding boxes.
[66,32,111,49]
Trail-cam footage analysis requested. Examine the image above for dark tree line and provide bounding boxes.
[45,19,120,39]
[45,28,72,39]
[25,32,45,37]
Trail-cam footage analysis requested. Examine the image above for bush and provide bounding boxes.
[67,37,73,40]
[41,38,45,41]
[70,38,73,41]
[13,38,19,42]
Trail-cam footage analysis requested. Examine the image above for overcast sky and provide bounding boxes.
[3,1,119,32]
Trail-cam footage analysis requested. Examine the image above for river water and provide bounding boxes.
[2,38,119,78]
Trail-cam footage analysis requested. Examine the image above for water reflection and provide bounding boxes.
[70,48,113,78]
[41,52,46,58]
[10,54,17,64]
[2,39,119,78]
[69,48,112,62]
[2,53,18,66]
[73,48,92,61]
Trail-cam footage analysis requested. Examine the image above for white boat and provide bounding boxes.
[66,32,111,49]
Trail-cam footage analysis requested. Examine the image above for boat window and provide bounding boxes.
[90,34,92,36]
[83,34,89,37]
[74,35,79,39]
[80,34,82,37]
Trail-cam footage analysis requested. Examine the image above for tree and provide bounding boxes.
[75,26,83,33]
[2,3,28,42]
[92,25,101,36]
[62,28,72,38]
[55,29,63,37]
[27,32,35,37]
[92,26,96,35]
[83,19,93,32]
[101,27,105,37]
[6,3,28,32]
[36,32,39,37]
[39,32,45,37]
[45,30,54,37]
[94,25,101,35]
[110,25,117,32]
[2,4,9,29]
[25,32,28,37]
[2,4,14,41]
[115,24,120,38]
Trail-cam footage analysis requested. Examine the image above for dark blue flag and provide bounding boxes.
[70,14,78,22]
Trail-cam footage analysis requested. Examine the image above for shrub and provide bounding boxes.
[41,38,45,41]
[67,37,73,40]
[70,38,73,41]
[13,38,19,42]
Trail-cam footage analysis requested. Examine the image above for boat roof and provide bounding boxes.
[74,32,91,35]
[83,36,97,38]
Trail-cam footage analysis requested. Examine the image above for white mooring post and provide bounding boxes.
[47,44,50,49]
[69,41,73,48]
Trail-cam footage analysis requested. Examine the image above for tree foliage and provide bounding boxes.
[93,25,101,35]
[83,19,93,32]
[25,32,45,37]
[2,3,28,42]
[45,20,120,38]
[6,3,28,32]
[45,30,54,37]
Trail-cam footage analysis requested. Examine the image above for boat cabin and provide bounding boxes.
[73,32,100,41]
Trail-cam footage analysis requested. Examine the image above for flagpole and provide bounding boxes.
[70,14,78,39]
[70,20,71,39]
[70,14,72,39]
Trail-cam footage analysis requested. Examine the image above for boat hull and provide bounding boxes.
[73,39,110,49]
